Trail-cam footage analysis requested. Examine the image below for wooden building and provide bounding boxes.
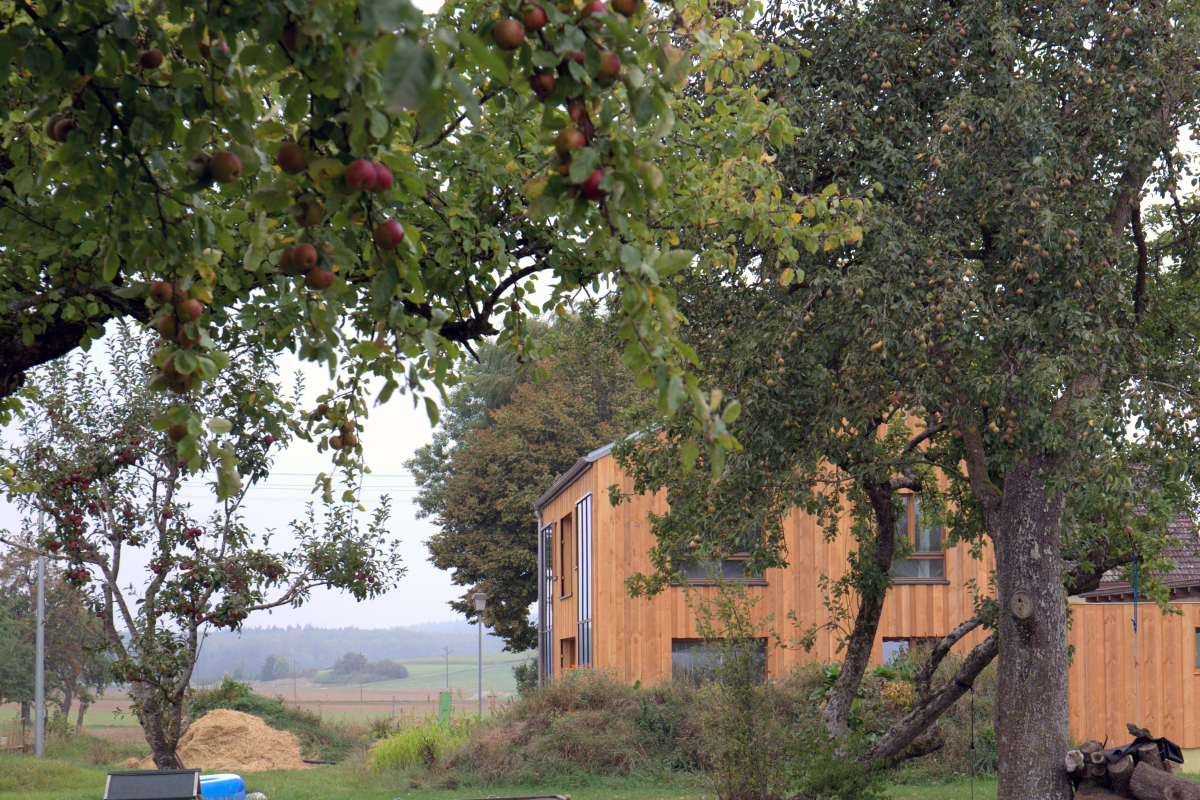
[534,441,1200,749]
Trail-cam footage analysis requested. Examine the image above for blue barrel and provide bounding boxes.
[199,773,246,800]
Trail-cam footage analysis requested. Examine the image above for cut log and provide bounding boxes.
[1108,754,1133,798]
[1168,760,1182,775]
[1081,740,1104,756]
[1075,783,1130,800]
[1134,742,1165,773]
[1090,750,1110,764]
[1067,750,1086,780]
[1088,762,1110,781]
[1129,760,1200,800]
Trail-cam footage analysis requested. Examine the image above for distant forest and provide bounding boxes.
[191,620,509,684]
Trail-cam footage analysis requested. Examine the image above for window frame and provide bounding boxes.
[558,514,574,599]
[891,493,948,584]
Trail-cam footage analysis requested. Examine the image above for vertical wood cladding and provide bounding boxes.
[540,450,994,687]
[538,449,1200,748]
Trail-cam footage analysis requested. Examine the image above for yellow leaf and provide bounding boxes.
[790,213,803,224]
[668,231,680,246]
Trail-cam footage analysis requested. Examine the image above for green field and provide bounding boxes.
[362,651,531,694]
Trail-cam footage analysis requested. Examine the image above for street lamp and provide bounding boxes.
[474,592,487,715]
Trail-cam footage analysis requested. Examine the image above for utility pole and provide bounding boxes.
[442,646,451,689]
[293,658,297,701]
[34,511,45,757]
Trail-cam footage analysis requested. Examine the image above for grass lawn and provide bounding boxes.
[351,652,531,695]
[0,750,1004,800]
[0,745,1010,800]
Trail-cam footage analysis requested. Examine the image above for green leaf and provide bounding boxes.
[654,249,694,277]
[208,417,233,435]
[568,147,601,184]
[681,440,699,473]
[721,400,742,425]
[458,30,510,85]
[424,396,440,425]
[383,38,437,113]
[248,187,293,213]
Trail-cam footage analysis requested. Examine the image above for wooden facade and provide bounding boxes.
[1067,599,1200,749]
[534,443,994,685]
[535,442,1200,748]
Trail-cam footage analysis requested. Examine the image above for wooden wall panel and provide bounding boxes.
[1067,601,1200,749]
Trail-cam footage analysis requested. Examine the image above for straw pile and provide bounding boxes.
[124,709,310,772]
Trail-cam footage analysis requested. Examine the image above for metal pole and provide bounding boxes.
[477,617,482,716]
[35,516,45,756]
[293,659,297,701]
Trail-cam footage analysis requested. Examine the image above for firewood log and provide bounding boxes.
[1134,742,1165,773]
[1108,754,1133,798]
[1129,760,1200,800]
[1090,750,1110,765]
[1089,762,1110,781]
[1066,750,1086,780]
[1081,740,1104,756]
[1075,783,1130,800]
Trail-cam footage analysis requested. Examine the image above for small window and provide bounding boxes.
[1195,628,1200,671]
[558,514,574,597]
[891,495,945,580]
[681,558,759,582]
[671,638,767,686]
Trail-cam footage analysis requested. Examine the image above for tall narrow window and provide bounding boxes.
[559,514,573,597]
[1194,628,1200,671]
[576,494,593,667]
[891,495,945,580]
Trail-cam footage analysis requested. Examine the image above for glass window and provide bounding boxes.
[681,559,753,582]
[1195,628,1200,671]
[892,496,946,581]
[671,639,767,686]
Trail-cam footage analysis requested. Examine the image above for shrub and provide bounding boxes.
[371,715,475,771]
[512,657,538,697]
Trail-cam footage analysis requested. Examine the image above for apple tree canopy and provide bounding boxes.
[0,0,866,491]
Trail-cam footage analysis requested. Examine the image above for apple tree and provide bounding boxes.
[0,323,404,768]
[617,0,1200,796]
[0,0,865,488]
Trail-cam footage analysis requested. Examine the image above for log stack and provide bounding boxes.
[1065,736,1193,800]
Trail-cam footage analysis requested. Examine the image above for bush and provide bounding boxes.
[189,675,357,760]
[371,715,476,771]
[512,658,538,697]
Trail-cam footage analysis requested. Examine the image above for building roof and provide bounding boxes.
[1079,512,1200,602]
[532,441,617,515]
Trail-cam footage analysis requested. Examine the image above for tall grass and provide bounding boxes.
[370,715,476,771]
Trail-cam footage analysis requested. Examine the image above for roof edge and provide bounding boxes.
[533,440,618,515]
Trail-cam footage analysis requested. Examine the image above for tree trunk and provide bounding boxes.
[991,455,1072,800]
[859,634,997,766]
[62,686,73,720]
[1134,742,1164,772]
[1074,785,1125,800]
[131,683,185,769]
[822,476,899,738]
[75,700,88,733]
[20,702,29,724]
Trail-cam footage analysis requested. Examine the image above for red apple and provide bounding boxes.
[581,1,608,18]
[563,50,585,65]
[612,0,639,15]
[555,128,586,158]
[581,169,606,199]
[523,2,547,31]
[344,158,377,191]
[493,17,526,50]
[54,118,79,141]
[370,162,393,193]
[138,48,164,69]
[210,150,243,183]
[531,72,556,99]
[168,423,189,442]
[598,49,621,80]
[149,281,174,304]
[277,142,308,174]
[44,113,64,141]
[289,243,318,273]
[374,220,405,250]
[305,268,335,290]
[177,299,203,322]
